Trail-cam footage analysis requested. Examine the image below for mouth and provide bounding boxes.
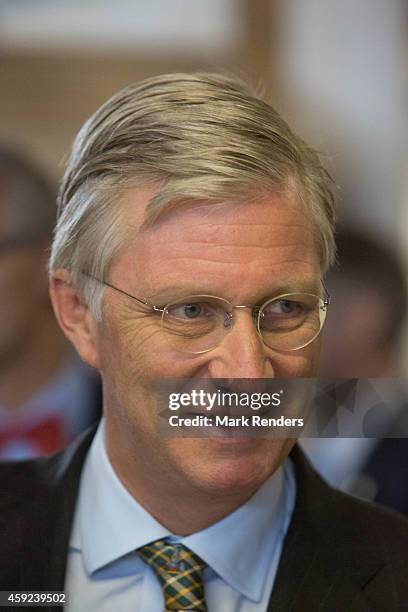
[175,411,260,440]
[156,377,307,439]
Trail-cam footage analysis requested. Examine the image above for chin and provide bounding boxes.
[176,438,291,496]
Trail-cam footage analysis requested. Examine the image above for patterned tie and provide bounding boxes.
[137,539,208,611]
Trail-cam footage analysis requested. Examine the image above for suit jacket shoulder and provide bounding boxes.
[270,446,408,610]
[0,427,95,600]
[1,430,408,611]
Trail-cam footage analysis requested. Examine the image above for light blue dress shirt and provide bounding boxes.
[65,421,296,611]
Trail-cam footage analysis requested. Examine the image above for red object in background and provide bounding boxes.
[0,415,68,458]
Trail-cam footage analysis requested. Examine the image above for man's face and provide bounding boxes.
[94,187,321,496]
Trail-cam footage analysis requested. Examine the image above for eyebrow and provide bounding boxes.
[148,280,322,305]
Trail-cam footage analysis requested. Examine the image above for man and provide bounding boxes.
[0,149,101,459]
[1,73,407,611]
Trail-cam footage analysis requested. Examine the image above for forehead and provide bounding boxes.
[112,187,320,298]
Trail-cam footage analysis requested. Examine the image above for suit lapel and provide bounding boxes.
[14,427,97,606]
[268,446,386,610]
[46,427,97,592]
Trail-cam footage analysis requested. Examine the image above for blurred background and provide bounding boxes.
[0,0,406,239]
[0,0,407,507]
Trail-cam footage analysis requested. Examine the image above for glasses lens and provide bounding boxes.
[162,296,230,353]
[259,293,327,351]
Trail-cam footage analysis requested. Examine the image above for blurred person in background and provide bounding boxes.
[303,226,408,513]
[321,227,407,379]
[0,148,101,459]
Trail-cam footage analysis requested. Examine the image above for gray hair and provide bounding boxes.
[49,72,336,320]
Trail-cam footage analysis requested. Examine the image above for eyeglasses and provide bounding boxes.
[82,273,330,354]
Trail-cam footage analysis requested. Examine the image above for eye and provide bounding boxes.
[166,301,216,320]
[265,299,303,316]
[259,296,312,332]
[181,303,203,319]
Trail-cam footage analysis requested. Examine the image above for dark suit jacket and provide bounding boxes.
[1,427,408,611]
[363,437,408,514]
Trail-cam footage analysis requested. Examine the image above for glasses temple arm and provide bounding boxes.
[79,272,154,309]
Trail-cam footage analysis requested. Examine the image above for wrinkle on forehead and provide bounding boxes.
[139,195,314,248]
[140,200,316,266]
[119,184,308,238]
[112,190,320,300]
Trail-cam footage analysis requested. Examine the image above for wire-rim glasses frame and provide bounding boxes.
[79,272,331,354]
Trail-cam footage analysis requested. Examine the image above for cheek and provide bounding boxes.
[112,310,206,379]
[98,310,181,408]
[271,341,321,377]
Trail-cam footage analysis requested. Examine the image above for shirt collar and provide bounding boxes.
[71,419,295,603]
[70,421,172,572]
[180,461,293,601]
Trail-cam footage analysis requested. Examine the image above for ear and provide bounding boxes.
[49,269,101,369]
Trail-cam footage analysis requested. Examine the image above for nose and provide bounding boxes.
[207,308,275,379]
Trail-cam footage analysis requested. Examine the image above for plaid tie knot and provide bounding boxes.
[138,539,207,611]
